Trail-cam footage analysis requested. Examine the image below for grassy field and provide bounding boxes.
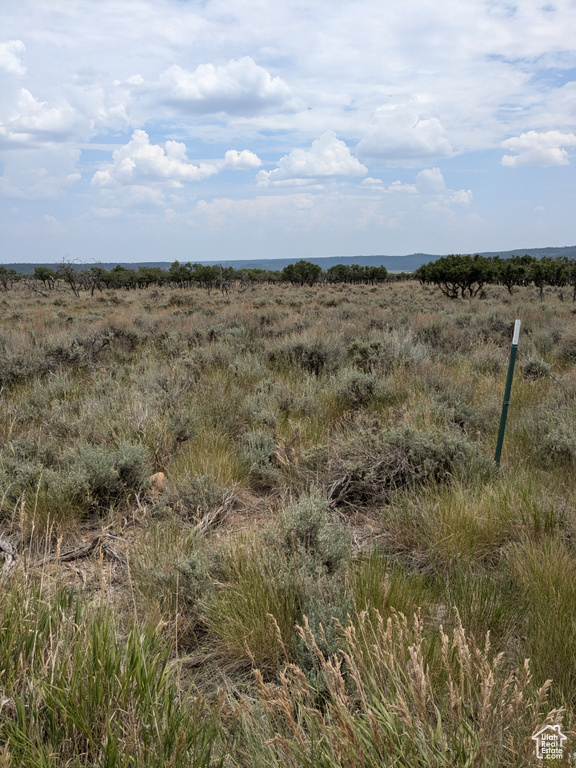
[1,278,575,766]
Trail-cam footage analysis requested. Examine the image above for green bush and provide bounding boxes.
[304,420,492,508]
[538,422,576,464]
[237,429,281,489]
[68,441,151,511]
[346,339,384,372]
[275,489,351,574]
[331,369,393,410]
[268,336,342,376]
[272,491,352,671]
[557,332,576,363]
[522,358,551,380]
[163,472,229,519]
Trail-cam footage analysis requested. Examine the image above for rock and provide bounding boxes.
[149,471,166,495]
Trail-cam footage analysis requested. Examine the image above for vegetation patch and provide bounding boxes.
[1,270,575,764]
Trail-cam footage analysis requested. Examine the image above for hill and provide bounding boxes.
[3,245,576,274]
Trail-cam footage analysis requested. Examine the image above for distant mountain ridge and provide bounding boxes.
[3,245,576,274]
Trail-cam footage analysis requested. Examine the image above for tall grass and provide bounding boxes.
[234,611,563,768]
[0,576,220,767]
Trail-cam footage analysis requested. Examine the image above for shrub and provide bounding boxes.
[268,336,342,376]
[522,358,551,380]
[0,347,53,387]
[380,329,431,368]
[237,429,281,489]
[304,420,492,508]
[331,369,394,410]
[538,422,576,464]
[68,441,151,512]
[274,489,351,574]
[162,472,230,520]
[346,339,384,372]
[271,491,352,671]
[557,332,576,363]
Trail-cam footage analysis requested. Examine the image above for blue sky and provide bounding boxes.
[1,0,575,263]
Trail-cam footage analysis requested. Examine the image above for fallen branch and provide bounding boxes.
[195,503,231,534]
[35,533,126,567]
[194,487,237,534]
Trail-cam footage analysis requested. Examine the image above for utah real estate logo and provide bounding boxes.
[532,724,567,761]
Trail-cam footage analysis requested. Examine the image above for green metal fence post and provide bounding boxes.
[494,319,521,465]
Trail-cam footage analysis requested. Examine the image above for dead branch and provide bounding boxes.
[35,533,126,567]
[194,487,237,534]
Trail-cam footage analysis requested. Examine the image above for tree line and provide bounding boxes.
[0,260,392,295]
[415,254,576,300]
[3,253,575,298]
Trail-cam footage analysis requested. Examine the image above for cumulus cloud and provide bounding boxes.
[90,130,262,210]
[415,167,446,194]
[0,40,26,75]
[1,88,88,147]
[362,177,384,187]
[501,130,576,167]
[157,57,299,115]
[257,131,367,186]
[64,74,132,132]
[356,103,454,162]
[386,180,418,194]
[361,168,470,205]
[91,129,219,188]
[221,149,262,170]
[415,167,472,208]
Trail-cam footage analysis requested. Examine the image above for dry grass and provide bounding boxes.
[1,278,576,764]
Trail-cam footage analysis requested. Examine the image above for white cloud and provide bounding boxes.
[257,131,367,186]
[356,103,454,163]
[222,149,262,170]
[386,180,418,194]
[64,76,132,133]
[0,145,81,200]
[415,167,446,194]
[42,214,67,234]
[361,168,469,204]
[90,131,262,210]
[2,0,576,259]
[413,167,472,208]
[501,130,576,167]
[91,129,219,188]
[157,57,300,115]
[1,88,88,147]
[0,40,26,75]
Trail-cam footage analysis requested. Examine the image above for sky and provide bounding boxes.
[1,0,575,264]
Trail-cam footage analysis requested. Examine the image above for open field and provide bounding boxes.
[1,278,576,766]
